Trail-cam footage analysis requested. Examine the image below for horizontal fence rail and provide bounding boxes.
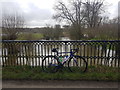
[0,40,120,67]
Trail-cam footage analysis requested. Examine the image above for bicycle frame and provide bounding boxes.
[54,49,78,66]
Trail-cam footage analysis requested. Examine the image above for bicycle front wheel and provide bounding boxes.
[42,56,59,73]
[68,56,88,73]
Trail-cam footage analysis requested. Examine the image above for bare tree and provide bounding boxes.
[53,0,85,39]
[2,12,25,65]
[83,0,104,28]
[2,13,25,40]
[85,17,118,40]
[53,0,105,39]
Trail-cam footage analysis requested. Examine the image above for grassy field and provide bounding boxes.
[2,65,119,81]
[17,33,44,40]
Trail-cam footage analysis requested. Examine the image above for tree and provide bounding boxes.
[83,0,104,28]
[42,24,62,40]
[2,12,25,65]
[53,24,62,40]
[53,0,105,40]
[2,13,25,40]
[53,0,85,40]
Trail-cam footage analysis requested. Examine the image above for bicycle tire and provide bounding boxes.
[42,56,59,73]
[68,56,88,73]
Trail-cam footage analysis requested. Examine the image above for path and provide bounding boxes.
[2,80,120,88]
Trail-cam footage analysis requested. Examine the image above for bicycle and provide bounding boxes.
[42,48,88,73]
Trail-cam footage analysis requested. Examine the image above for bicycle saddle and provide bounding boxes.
[52,48,58,52]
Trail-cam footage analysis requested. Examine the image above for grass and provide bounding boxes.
[17,33,44,40]
[2,65,119,81]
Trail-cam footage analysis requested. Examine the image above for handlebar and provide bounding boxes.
[70,49,79,54]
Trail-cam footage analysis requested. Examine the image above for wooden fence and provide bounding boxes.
[0,40,120,67]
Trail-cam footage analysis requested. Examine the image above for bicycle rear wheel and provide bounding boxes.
[42,56,59,73]
[68,56,88,73]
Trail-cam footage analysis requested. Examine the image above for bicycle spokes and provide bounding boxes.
[42,56,59,73]
[68,56,87,73]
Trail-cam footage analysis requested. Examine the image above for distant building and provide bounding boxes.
[54,24,61,28]
[62,25,70,29]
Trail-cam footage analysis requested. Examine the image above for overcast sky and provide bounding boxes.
[0,0,119,28]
